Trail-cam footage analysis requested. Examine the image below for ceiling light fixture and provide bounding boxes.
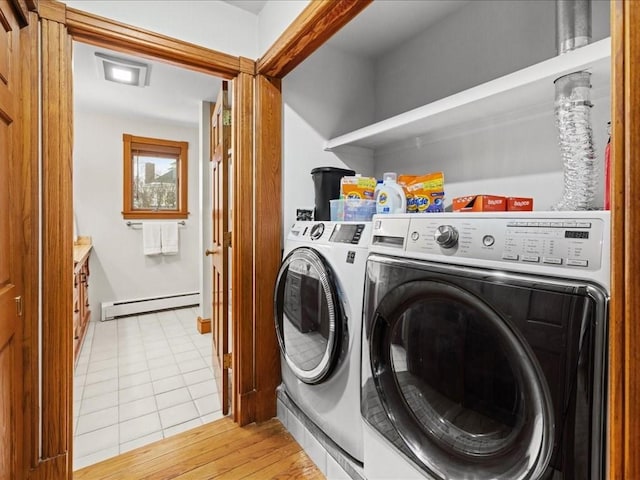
[95,52,151,87]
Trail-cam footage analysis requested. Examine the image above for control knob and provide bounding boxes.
[310,223,325,240]
[434,225,459,248]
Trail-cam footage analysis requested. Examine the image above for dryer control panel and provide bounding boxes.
[372,213,608,272]
[289,221,371,246]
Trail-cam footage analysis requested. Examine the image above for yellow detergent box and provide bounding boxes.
[398,175,417,212]
[405,172,445,213]
[340,176,377,200]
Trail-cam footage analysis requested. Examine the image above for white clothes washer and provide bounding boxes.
[274,221,372,463]
[362,212,610,480]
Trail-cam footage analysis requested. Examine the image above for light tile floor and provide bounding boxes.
[73,307,224,470]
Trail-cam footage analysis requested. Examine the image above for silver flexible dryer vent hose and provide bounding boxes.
[553,0,596,211]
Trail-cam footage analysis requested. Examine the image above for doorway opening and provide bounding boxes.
[71,40,228,470]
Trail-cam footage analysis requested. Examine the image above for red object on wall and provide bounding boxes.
[604,122,611,210]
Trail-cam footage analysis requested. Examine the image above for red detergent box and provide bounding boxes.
[452,195,506,212]
[507,197,534,211]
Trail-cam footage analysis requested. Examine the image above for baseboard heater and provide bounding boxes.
[101,292,199,321]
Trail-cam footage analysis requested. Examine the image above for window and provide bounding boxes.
[122,134,189,219]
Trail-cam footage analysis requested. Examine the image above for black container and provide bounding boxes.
[311,167,355,221]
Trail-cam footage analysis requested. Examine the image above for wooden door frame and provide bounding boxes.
[609,0,640,478]
[27,1,262,477]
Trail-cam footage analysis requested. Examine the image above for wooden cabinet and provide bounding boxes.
[73,240,92,364]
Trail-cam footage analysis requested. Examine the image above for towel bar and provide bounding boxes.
[126,221,186,227]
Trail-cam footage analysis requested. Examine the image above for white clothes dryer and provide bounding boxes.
[274,221,372,463]
[362,212,610,480]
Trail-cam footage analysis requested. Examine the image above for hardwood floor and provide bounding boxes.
[74,417,325,479]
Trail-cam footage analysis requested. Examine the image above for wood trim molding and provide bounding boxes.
[253,75,282,422]
[17,9,40,477]
[40,11,73,468]
[609,1,640,478]
[37,0,63,22]
[65,6,242,79]
[239,56,256,75]
[11,0,30,25]
[232,71,256,426]
[257,0,372,78]
[608,2,624,477]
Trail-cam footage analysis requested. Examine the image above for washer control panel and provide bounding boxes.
[404,216,605,271]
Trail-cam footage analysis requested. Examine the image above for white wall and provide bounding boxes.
[64,0,314,60]
[371,0,611,211]
[282,44,376,232]
[63,0,259,59]
[73,109,200,316]
[374,0,611,121]
[258,1,310,57]
[198,102,213,321]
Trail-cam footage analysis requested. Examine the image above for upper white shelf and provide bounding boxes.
[324,38,611,152]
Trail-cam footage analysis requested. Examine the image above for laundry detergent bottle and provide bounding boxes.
[375,172,407,214]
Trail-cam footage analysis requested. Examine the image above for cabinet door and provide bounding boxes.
[0,0,28,476]
[73,268,82,362]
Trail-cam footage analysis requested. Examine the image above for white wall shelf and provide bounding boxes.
[323,37,611,152]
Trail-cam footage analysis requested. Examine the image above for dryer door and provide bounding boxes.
[274,247,343,384]
[368,279,555,480]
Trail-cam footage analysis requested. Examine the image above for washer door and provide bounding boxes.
[370,279,554,480]
[274,247,342,384]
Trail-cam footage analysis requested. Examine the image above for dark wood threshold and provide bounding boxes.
[73,417,324,479]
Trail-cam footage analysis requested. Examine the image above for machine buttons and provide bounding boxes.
[543,257,563,265]
[567,259,589,267]
[521,255,540,263]
[411,231,420,241]
[526,222,539,227]
[434,225,459,249]
[502,253,519,261]
[550,222,564,228]
[310,223,325,240]
[576,222,592,228]
[482,235,495,247]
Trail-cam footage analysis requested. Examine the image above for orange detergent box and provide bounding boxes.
[452,195,506,212]
[404,172,445,213]
[507,197,534,211]
[340,176,377,200]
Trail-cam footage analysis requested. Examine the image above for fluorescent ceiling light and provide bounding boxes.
[95,52,151,87]
[111,67,134,83]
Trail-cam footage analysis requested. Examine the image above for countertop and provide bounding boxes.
[73,236,92,265]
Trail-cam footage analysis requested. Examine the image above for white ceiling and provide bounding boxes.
[326,0,470,58]
[221,0,267,15]
[73,42,220,127]
[72,1,470,126]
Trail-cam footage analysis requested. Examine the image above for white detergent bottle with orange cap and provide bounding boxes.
[375,172,407,214]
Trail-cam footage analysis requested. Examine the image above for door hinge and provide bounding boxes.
[223,231,232,248]
[223,352,232,369]
[14,296,22,317]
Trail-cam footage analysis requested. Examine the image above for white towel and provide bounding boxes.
[142,223,162,255]
[161,222,179,255]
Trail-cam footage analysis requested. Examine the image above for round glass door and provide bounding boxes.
[274,247,342,384]
[370,280,554,479]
